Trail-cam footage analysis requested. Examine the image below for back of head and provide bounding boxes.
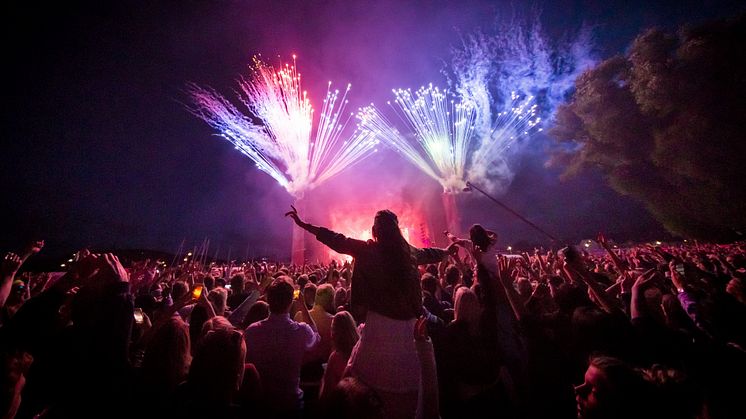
[445,265,461,286]
[469,224,497,252]
[372,209,418,285]
[266,276,294,314]
[203,275,215,291]
[331,311,360,355]
[200,316,233,340]
[420,273,438,294]
[242,301,269,329]
[303,282,318,308]
[172,281,189,301]
[143,317,191,394]
[555,283,592,314]
[323,376,383,419]
[334,287,348,310]
[207,288,228,316]
[454,287,481,331]
[586,356,652,419]
[316,283,336,313]
[230,274,245,292]
[297,274,309,290]
[188,328,246,404]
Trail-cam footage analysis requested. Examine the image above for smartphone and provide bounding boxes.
[225,284,232,290]
[192,284,204,300]
[133,308,144,324]
[293,289,301,299]
[675,264,685,275]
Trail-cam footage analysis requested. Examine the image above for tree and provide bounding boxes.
[550,14,746,241]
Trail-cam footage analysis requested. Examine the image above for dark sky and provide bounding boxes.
[3,0,744,258]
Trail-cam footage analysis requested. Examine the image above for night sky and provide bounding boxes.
[3,0,744,259]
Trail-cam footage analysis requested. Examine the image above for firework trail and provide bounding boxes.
[356,84,540,194]
[444,13,594,193]
[188,56,378,198]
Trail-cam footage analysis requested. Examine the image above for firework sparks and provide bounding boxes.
[356,84,540,193]
[189,56,378,198]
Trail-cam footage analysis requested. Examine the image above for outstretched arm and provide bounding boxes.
[285,205,368,256]
[285,205,322,236]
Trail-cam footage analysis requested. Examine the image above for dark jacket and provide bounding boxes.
[315,227,448,321]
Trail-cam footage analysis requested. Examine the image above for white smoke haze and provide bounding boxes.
[448,11,596,195]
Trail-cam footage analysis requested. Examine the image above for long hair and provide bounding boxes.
[142,317,191,395]
[454,286,482,336]
[372,210,417,282]
[331,311,360,356]
[188,328,245,404]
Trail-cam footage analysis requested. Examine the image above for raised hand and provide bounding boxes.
[284,205,303,226]
[497,256,516,286]
[631,268,657,292]
[99,253,129,283]
[596,232,607,247]
[26,240,45,255]
[2,253,22,277]
[669,261,686,292]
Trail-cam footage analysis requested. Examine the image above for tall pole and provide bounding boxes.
[442,191,462,237]
[465,181,558,243]
[291,197,306,265]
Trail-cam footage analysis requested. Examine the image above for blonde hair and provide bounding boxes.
[331,311,359,355]
[315,283,336,314]
[454,287,481,335]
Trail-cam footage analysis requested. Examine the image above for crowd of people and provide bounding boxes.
[1,208,745,418]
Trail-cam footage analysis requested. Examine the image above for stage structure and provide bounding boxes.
[188,55,378,264]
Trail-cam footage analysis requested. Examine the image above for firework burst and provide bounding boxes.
[189,56,378,198]
[356,84,540,194]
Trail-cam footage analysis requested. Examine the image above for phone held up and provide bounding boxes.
[192,284,204,300]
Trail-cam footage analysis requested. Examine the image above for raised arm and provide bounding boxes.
[595,233,628,273]
[285,205,368,256]
[1,253,23,308]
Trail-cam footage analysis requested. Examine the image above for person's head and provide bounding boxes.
[266,277,294,314]
[172,281,189,301]
[142,316,191,394]
[230,274,245,293]
[420,273,438,295]
[324,376,383,419]
[0,350,33,419]
[469,224,497,252]
[242,301,269,328]
[331,311,359,355]
[445,265,461,286]
[303,283,317,308]
[207,287,228,316]
[575,356,651,419]
[203,275,215,291]
[333,287,348,311]
[308,273,319,284]
[371,209,402,244]
[554,283,592,314]
[454,287,481,332]
[200,316,233,340]
[187,328,246,404]
[516,277,532,297]
[297,274,309,290]
[316,283,336,314]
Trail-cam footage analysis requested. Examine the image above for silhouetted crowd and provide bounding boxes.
[1,223,745,418]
